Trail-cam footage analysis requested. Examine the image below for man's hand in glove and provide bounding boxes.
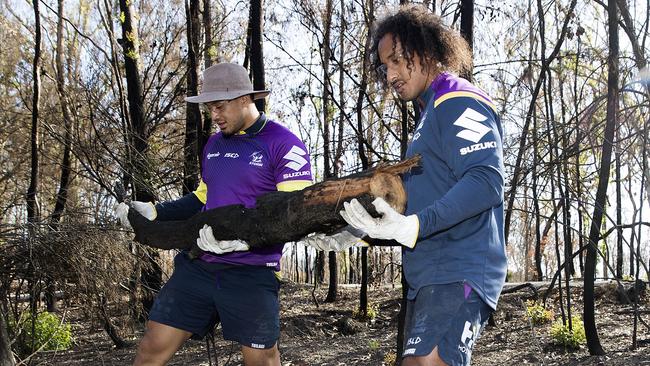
[340,197,419,248]
[303,226,368,252]
[115,201,157,229]
[196,224,250,254]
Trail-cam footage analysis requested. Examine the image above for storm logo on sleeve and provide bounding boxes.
[283,146,308,171]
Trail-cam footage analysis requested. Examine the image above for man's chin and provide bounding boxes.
[395,89,416,101]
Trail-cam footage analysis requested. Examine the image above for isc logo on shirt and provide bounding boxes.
[224,152,239,159]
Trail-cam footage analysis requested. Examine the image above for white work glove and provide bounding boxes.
[115,201,157,229]
[303,226,368,252]
[196,224,250,254]
[340,197,419,248]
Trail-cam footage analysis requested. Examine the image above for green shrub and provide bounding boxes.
[14,311,72,354]
[550,316,586,349]
[353,303,378,321]
[525,300,554,324]
[383,350,397,365]
[368,339,381,351]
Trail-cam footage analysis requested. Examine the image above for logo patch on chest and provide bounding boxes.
[249,151,264,167]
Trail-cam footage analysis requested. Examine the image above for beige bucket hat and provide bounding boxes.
[185,63,270,103]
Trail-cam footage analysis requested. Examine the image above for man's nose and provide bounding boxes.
[386,67,397,83]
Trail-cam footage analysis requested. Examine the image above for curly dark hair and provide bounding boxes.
[370,4,473,85]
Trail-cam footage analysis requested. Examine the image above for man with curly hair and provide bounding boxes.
[340,5,507,366]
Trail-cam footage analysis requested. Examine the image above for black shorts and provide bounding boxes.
[403,282,493,365]
[149,252,280,349]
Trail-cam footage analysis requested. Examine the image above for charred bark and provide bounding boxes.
[183,0,202,195]
[0,303,14,366]
[249,0,266,112]
[128,157,420,251]
[459,0,474,81]
[27,0,42,223]
[584,0,618,355]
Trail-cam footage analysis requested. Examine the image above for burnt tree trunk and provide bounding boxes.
[27,0,42,224]
[183,0,202,194]
[248,0,266,112]
[584,0,617,355]
[503,0,578,242]
[118,0,160,318]
[45,0,75,313]
[128,157,420,250]
[459,0,474,81]
[356,0,374,327]
[201,0,213,152]
[0,302,14,366]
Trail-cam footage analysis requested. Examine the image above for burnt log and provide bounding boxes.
[128,156,420,250]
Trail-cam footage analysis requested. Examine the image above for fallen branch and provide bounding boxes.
[614,310,650,315]
[502,282,539,300]
[128,156,421,251]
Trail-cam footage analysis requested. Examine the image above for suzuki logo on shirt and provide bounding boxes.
[453,108,490,143]
[460,141,497,156]
[283,146,308,171]
[206,152,220,159]
[224,152,239,159]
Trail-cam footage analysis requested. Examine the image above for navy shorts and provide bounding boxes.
[402,282,493,366]
[149,252,280,349]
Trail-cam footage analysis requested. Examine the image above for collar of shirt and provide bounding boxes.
[237,113,268,136]
[416,72,450,111]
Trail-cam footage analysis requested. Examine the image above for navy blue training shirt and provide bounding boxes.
[402,72,507,310]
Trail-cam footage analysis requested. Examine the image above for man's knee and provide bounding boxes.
[241,343,280,366]
[402,346,448,366]
[133,321,191,366]
[136,333,163,357]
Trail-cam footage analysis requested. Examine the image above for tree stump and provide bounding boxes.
[128,156,420,251]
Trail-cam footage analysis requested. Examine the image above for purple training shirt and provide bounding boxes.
[198,116,312,269]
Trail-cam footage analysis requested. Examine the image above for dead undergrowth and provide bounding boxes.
[27,280,650,366]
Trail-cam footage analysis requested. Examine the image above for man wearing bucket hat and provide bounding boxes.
[115,62,331,365]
